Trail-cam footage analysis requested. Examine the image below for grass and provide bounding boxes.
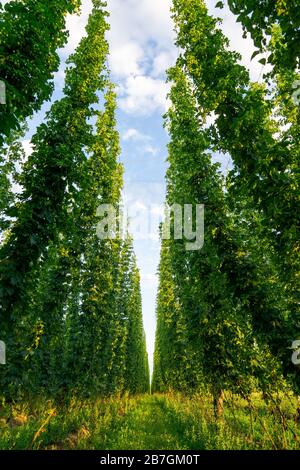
[0,392,299,450]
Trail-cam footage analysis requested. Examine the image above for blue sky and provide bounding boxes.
[3,0,266,374]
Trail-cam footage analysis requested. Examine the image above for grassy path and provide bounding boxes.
[1,393,299,450]
[105,395,188,450]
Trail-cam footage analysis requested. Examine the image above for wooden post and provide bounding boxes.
[213,389,224,418]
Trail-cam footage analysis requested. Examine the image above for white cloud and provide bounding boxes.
[53,69,66,91]
[107,0,175,50]
[106,0,176,116]
[62,0,92,56]
[141,273,158,284]
[129,200,148,212]
[152,51,176,78]
[122,128,150,142]
[119,75,170,116]
[122,129,159,154]
[22,140,33,158]
[150,205,165,217]
[109,42,145,78]
[144,145,159,156]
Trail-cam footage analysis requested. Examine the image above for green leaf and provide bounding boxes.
[251,50,260,60]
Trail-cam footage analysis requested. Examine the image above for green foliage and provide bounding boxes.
[0,129,25,232]
[0,0,109,329]
[0,0,298,433]
[154,0,299,398]
[152,239,194,393]
[0,1,149,400]
[223,0,300,72]
[153,62,284,399]
[122,244,150,394]
[0,0,81,145]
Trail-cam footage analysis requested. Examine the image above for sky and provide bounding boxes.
[3,0,266,375]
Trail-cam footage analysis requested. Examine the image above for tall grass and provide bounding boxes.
[0,392,299,450]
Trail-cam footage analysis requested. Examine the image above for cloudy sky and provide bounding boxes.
[4,0,265,374]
